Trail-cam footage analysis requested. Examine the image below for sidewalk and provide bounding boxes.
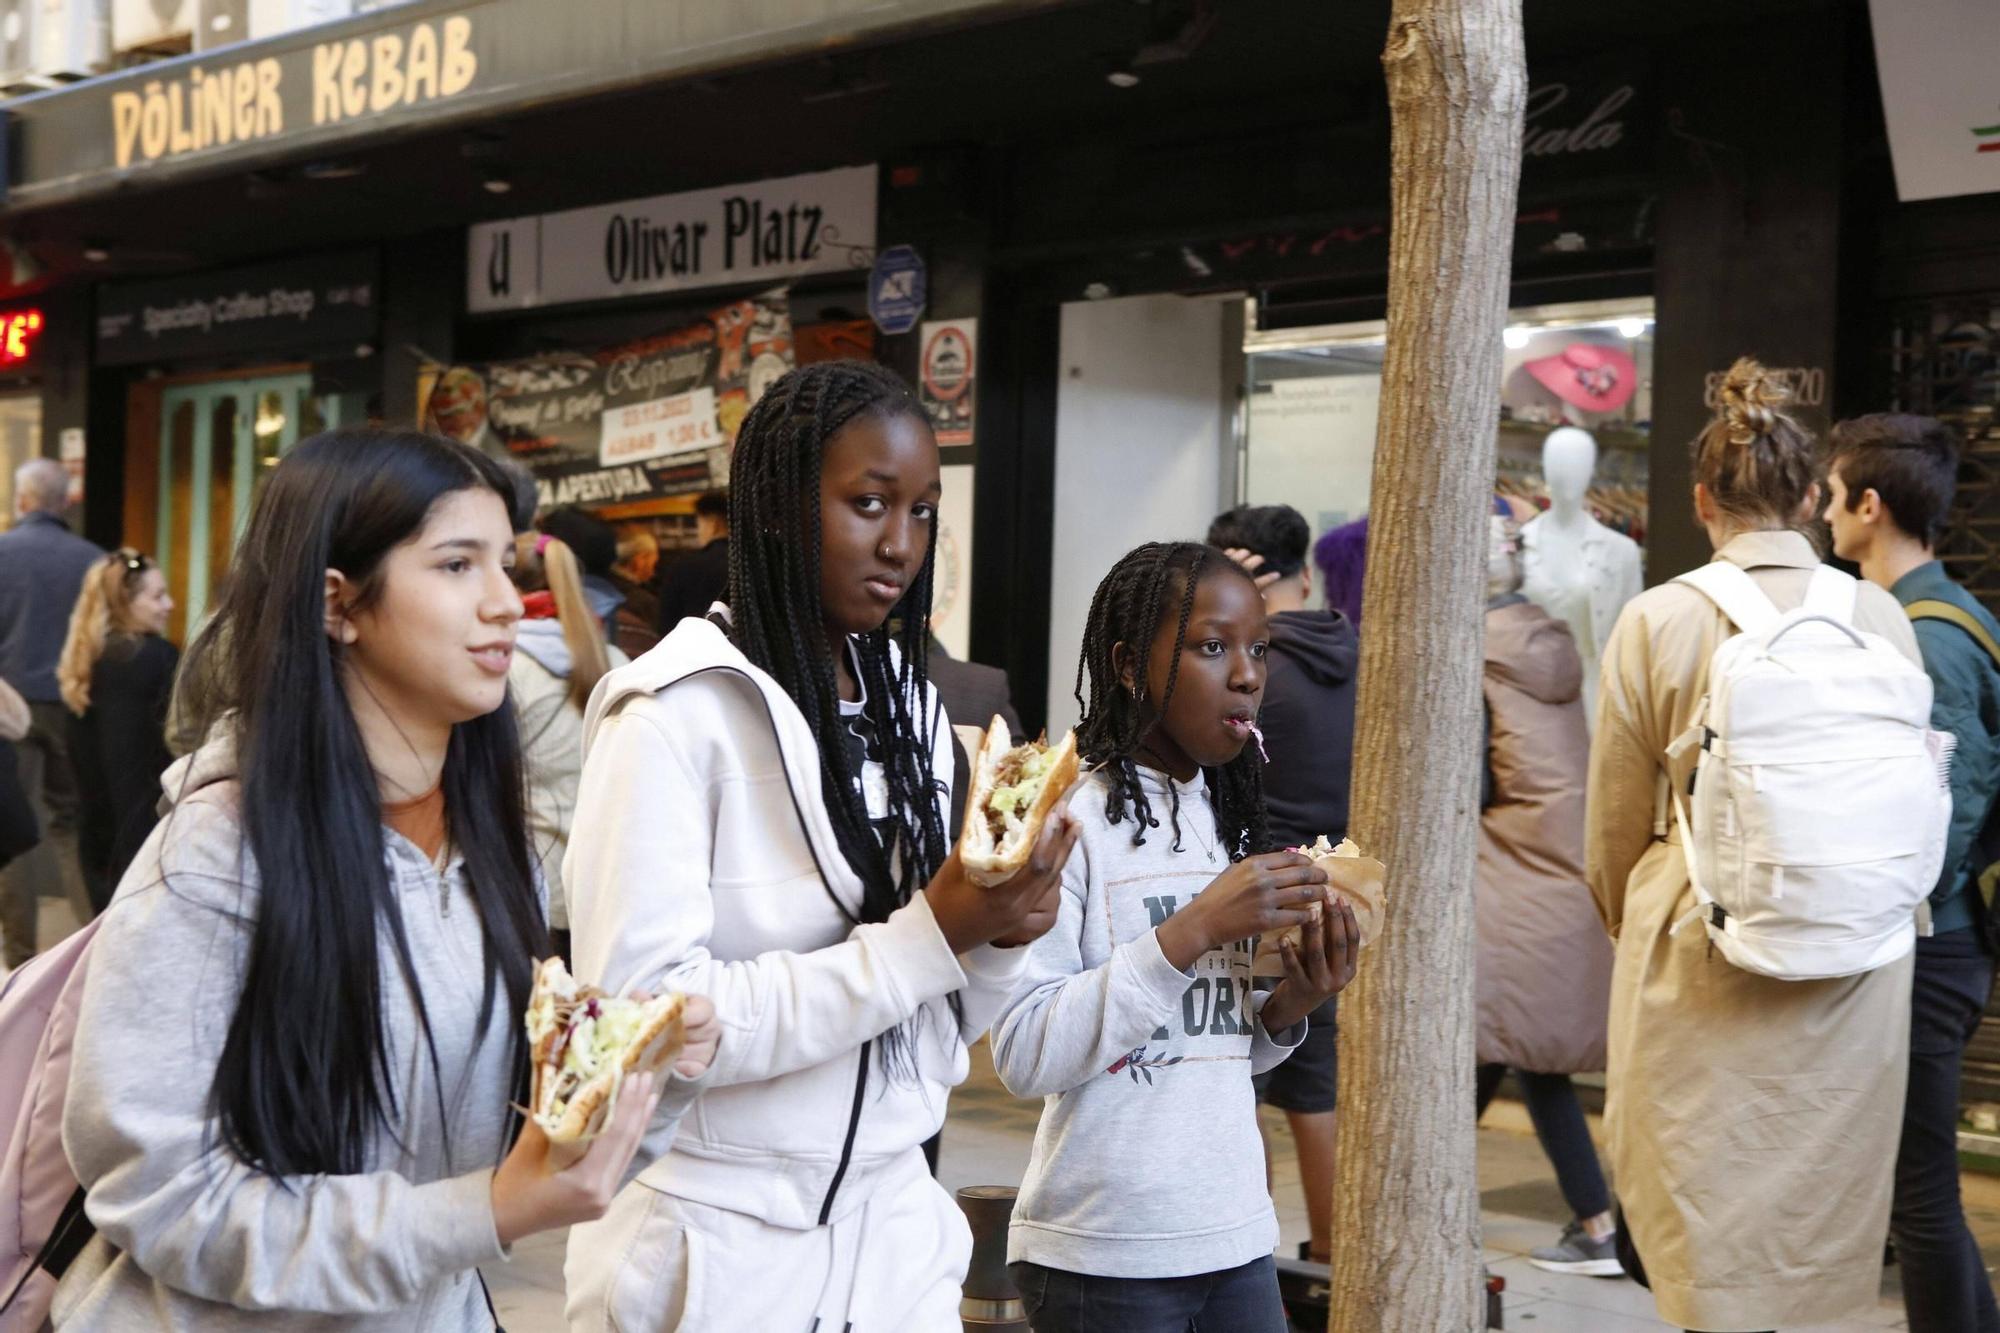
[486,1040,1978,1329]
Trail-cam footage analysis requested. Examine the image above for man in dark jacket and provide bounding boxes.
[0,459,101,963]
[1827,415,2000,1333]
[1209,503,1358,1266]
[657,489,731,632]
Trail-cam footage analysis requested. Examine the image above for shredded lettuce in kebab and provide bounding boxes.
[526,981,656,1138]
[985,742,1066,845]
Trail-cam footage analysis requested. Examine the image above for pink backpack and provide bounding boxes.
[0,919,102,1331]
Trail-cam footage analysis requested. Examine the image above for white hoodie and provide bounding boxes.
[563,615,1029,1232]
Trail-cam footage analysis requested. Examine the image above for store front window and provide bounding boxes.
[0,392,44,519]
[1241,297,1655,552]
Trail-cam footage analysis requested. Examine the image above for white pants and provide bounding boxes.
[563,1148,971,1333]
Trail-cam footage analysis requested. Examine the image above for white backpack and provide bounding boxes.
[1664,562,1952,980]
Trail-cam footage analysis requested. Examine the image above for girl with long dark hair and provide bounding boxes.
[52,429,717,1331]
[562,360,1076,1332]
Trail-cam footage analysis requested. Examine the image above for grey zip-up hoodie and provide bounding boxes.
[54,735,535,1331]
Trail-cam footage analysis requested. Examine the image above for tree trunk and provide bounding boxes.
[1330,4,1525,1331]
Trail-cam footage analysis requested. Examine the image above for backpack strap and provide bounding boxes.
[1674,561,1783,636]
[1802,566,1859,623]
[1907,599,2000,674]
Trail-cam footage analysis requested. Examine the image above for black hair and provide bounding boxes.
[540,506,619,577]
[1073,541,1270,859]
[1827,413,1962,547]
[694,488,730,521]
[725,359,950,1075]
[1206,504,1311,579]
[178,428,545,1177]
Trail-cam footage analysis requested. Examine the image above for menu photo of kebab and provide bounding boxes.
[426,366,492,451]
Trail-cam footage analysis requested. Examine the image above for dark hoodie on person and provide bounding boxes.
[1258,609,1359,851]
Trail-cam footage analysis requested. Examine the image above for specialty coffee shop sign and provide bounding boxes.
[469,165,877,313]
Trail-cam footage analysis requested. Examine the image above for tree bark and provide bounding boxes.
[1330,3,1525,1330]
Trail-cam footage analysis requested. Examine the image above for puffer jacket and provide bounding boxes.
[1474,596,1612,1073]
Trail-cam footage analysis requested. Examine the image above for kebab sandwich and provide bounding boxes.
[960,715,1080,887]
[525,957,687,1147]
[1256,835,1387,966]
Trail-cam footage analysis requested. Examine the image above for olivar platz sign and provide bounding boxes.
[110,14,480,169]
[467,165,878,312]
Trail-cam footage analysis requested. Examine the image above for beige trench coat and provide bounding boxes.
[1587,530,1919,1332]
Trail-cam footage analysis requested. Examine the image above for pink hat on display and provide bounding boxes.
[1524,342,1639,414]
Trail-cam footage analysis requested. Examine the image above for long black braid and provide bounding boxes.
[1073,542,1272,860]
[725,359,953,1077]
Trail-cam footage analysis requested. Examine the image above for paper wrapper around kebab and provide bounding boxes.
[1251,850,1387,977]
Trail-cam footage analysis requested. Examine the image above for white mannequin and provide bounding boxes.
[1519,428,1642,726]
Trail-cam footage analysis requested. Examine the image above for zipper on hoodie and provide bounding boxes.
[820,1039,871,1225]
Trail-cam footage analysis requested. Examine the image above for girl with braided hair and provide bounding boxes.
[992,541,1359,1333]
[562,359,1076,1333]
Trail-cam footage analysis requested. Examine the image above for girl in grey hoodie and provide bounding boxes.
[51,429,716,1332]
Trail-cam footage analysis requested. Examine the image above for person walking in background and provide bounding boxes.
[611,526,662,647]
[655,487,731,631]
[0,675,38,902]
[56,549,178,914]
[1589,361,1922,1331]
[1312,516,1369,627]
[1825,412,2000,1333]
[540,507,626,645]
[0,457,101,964]
[1209,502,1358,1267]
[1474,514,1620,1277]
[509,532,625,962]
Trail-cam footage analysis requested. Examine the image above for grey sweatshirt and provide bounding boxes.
[53,736,582,1331]
[991,768,1304,1279]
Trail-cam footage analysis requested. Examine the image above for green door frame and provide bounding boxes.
[157,374,332,633]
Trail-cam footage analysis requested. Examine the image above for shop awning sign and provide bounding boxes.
[94,249,379,367]
[468,165,876,313]
[1870,0,2000,201]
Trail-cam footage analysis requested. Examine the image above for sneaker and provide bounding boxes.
[1528,1222,1625,1278]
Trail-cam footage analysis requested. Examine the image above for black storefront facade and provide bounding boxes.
[6,0,2000,1096]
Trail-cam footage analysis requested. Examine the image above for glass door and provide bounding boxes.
[156,374,338,643]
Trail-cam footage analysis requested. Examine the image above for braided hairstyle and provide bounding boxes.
[725,360,951,1072]
[1073,541,1270,860]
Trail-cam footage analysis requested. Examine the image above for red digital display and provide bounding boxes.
[0,310,44,365]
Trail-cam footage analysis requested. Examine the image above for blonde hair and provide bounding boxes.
[58,549,156,716]
[1692,358,1819,531]
[512,534,611,711]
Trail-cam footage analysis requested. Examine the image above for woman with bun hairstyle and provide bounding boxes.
[56,548,177,912]
[561,360,1076,1333]
[1587,360,1921,1331]
[51,429,717,1331]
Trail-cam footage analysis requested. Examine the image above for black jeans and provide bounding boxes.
[1891,927,2000,1333]
[1011,1256,1286,1333]
[1476,1065,1612,1220]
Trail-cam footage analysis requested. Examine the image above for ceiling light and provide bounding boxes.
[481,172,513,195]
[1503,326,1531,349]
[1106,66,1140,89]
[1616,318,1649,340]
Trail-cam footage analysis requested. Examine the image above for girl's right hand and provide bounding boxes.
[490,1070,662,1249]
[1156,851,1327,970]
[927,801,1082,954]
